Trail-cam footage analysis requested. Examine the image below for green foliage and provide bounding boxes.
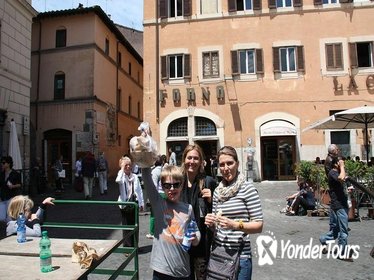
[344,160,366,179]
[294,160,328,190]
[362,166,374,191]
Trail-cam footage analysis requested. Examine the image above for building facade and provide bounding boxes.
[143,0,374,181]
[0,0,35,170]
[31,6,143,184]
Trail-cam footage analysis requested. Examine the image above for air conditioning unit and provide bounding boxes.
[216,86,225,100]
[187,88,195,101]
[202,87,210,101]
[173,89,181,102]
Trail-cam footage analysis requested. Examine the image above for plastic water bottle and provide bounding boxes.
[16,213,26,243]
[182,219,197,252]
[40,231,53,272]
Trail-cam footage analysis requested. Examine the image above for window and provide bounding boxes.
[231,49,264,75]
[55,29,66,48]
[160,0,191,18]
[273,46,305,74]
[350,41,374,68]
[269,0,302,8]
[54,73,65,100]
[200,0,218,14]
[118,52,122,67]
[331,131,350,157]
[195,117,217,136]
[228,0,260,11]
[117,88,121,111]
[168,118,188,137]
[137,102,140,119]
[203,51,219,79]
[105,38,109,55]
[161,54,191,80]
[129,62,132,75]
[325,43,343,70]
[128,96,132,115]
[322,0,337,3]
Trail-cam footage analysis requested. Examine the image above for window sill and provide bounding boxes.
[274,72,303,80]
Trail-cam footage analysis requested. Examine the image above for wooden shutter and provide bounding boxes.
[228,0,237,12]
[293,0,303,7]
[326,44,335,70]
[268,0,276,9]
[349,43,358,69]
[231,50,239,76]
[273,47,280,73]
[297,46,305,72]
[159,0,167,19]
[256,49,264,74]
[313,0,323,5]
[334,44,343,69]
[184,54,191,79]
[184,0,191,16]
[161,55,168,80]
[253,0,262,10]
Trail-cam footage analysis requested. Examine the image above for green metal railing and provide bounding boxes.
[42,199,139,279]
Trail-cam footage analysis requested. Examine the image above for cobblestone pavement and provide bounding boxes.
[2,179,373,280]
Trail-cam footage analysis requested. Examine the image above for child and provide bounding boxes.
[141,165,201,279]
[6,195,54,237]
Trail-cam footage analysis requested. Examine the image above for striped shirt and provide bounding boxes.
[212,181,263,258]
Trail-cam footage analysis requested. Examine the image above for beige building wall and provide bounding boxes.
[0,0,36,169]
[31,6,143,183]
[143,0,374,180]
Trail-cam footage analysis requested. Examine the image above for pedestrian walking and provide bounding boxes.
[81,152,96,199]
[97,152,108,195]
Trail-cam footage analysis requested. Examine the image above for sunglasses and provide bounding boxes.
[1,162,7,164]
[162,182,181,190]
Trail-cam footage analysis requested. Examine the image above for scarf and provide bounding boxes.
[215,172,246,202]
[123,173,135,200]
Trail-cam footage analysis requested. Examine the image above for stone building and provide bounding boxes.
[0,0,36,170]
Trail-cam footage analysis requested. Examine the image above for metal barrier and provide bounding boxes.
[42,199,139,279]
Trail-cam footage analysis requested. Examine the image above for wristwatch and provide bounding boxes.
[238,220,244,230]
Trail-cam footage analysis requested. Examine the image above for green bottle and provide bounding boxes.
[39,231,53,272]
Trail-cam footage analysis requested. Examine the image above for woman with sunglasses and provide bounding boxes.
[0,156,22,221]
[140,163,201,280]
[180,144,217,280]
[205,146,263,280]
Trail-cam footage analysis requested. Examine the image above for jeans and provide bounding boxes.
[320,208,349,251]
[237,257,252,280]
[98,171,107,194]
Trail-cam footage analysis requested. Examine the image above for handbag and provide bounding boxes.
[206,241,244,280]
[58,169,66,178]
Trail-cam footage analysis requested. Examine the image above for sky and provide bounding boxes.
[31,0,144,30]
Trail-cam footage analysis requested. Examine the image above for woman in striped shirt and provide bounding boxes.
[205,146,263,280]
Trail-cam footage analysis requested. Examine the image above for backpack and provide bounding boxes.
[98,157,106,171]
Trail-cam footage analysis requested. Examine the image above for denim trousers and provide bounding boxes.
[237,257,253,280]
[320,208,349,251]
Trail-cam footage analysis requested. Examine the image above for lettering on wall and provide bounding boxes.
[333,75,374,91]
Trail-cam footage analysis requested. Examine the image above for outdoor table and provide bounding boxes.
[0,235,120,279]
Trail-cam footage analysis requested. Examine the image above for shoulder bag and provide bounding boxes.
[206,241,244,280]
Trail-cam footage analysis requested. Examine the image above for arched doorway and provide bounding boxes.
[260,120,297,181]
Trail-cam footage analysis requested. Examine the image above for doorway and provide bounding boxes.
[261,136,296,180]
[44,129,72,186]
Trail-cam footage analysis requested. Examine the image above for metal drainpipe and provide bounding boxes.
[36,20,42,131]
[116,40,119,137]
[155,1,160,124]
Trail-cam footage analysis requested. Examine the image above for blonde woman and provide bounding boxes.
[116,155,144,247]
[6,195,54,237]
